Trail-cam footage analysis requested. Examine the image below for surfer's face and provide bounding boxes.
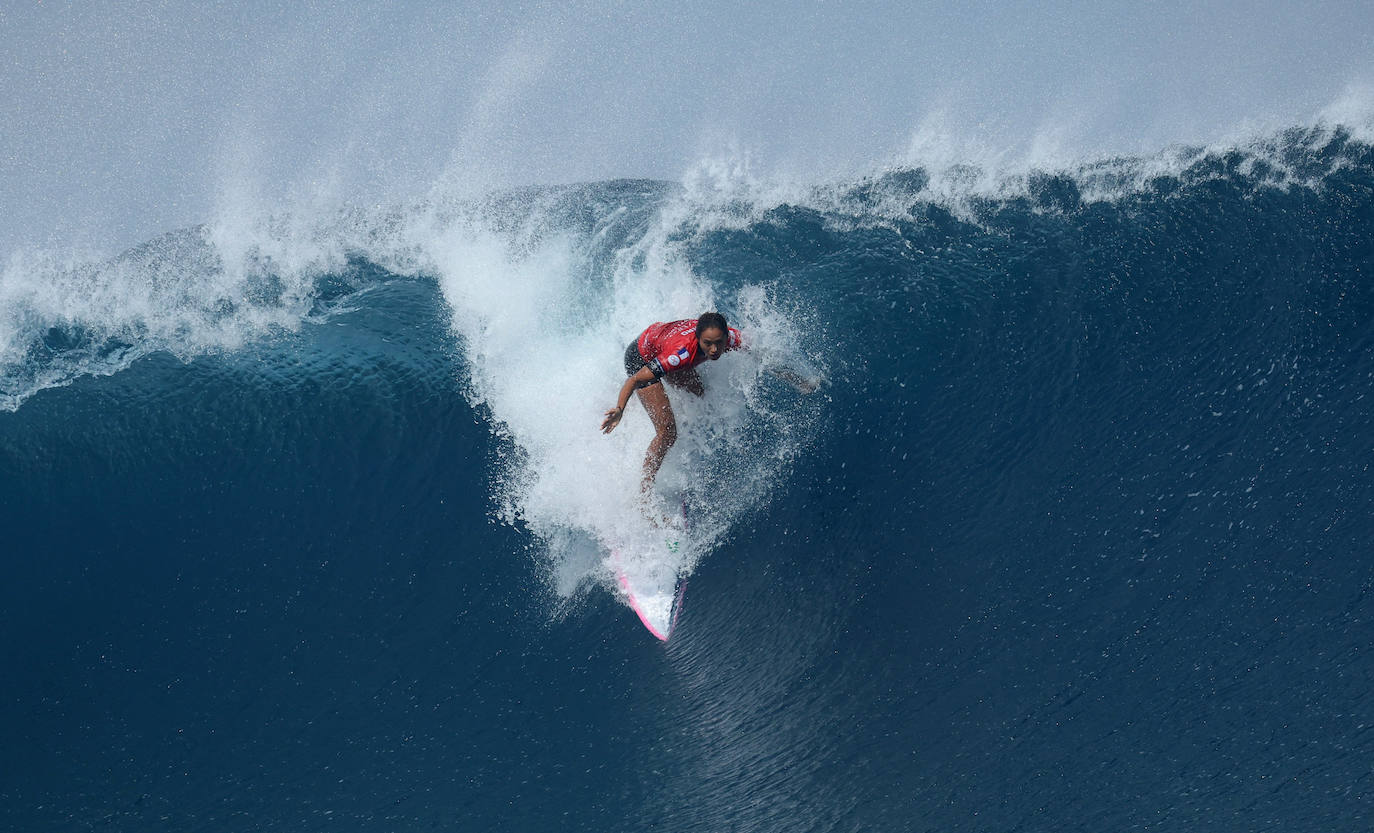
[698,326,727,360]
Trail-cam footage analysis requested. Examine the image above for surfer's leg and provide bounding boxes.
[634,382,677,493]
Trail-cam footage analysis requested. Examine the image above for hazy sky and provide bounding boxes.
[3,0,1371,256]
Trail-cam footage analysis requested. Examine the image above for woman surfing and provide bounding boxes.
[600,311,816,496]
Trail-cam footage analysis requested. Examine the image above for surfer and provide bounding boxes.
[601,312,817,495]
[601,312,738,494]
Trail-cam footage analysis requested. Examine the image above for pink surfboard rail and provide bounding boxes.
[612,500,689,640]
[612,552,687,643]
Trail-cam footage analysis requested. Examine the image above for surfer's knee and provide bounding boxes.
[655,421,677,448]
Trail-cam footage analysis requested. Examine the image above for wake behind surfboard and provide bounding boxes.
[611,500,689,640]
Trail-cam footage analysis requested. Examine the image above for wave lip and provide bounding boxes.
[6,119,1368,413]
[665,120,1374,239]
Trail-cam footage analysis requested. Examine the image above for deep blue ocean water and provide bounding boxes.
[3,126,1373,831]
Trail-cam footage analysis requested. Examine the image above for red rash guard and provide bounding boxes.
[637,320,744,377]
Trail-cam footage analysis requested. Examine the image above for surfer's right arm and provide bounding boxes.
[601,366,658,433]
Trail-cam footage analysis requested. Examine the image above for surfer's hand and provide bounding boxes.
[600,407,623,433]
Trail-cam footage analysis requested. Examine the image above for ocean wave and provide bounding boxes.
[4,112,1373,830]
[3,123,1370,610]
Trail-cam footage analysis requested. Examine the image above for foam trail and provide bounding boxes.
[393,184,825,611]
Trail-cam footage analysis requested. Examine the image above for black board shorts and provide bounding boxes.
[623,340,663,389]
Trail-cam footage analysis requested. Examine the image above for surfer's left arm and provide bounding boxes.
[731,333,819,394]
[766,365,821,394]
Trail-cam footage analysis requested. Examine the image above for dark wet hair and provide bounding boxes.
[696,311,728,336]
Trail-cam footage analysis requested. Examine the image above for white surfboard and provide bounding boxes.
[611,501,688,640]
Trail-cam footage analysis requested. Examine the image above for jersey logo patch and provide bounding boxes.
[666,353,681,367]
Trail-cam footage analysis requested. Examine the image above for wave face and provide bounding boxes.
[3,126,1374,831]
